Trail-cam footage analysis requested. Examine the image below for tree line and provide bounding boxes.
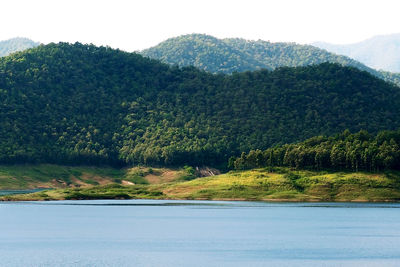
[230,130,400,172]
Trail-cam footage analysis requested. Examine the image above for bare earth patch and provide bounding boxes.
[163,184,206,197]
[80,174,112,185]
[145,170,182,184]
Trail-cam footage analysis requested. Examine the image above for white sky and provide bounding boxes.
[1,0,399,51]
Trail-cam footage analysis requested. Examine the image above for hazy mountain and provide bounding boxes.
[0,42,399,167]
[0,37,39,57]
[141,34,368,73]
[141,34,400,86]
[141,34,266,73]
[313,33,400,73]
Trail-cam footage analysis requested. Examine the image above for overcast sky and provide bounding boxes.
[1,0,399,51]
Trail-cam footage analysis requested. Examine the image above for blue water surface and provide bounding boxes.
[0,200,399,267]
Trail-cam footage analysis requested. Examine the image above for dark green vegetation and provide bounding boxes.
[314,33,400,73]
[1,42,400,167]
[61,184,164,200]
[0,37,39,57]
[141,34,400,86]
[231,130,400,172]
[3,167,400,202]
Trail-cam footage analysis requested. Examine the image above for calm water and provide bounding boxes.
[0,200,400,267]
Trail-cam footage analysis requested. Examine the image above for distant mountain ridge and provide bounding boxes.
[0,42,399,167]
[0,37,39,57]
[141,34,400,86]
[141,34,267,73]
[313,33,400,73]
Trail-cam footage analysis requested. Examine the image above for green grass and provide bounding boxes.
[0,164,195,190]
[2,166,400,202]
[62,184,164,200]
[124,167,151,184]
[0,183,165,201]
[0,164,125,189]
[161,167,400,202]
[0,164,194,193]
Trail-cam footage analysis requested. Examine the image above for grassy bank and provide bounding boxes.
[0,164,188,190]
[162,168,400,202]
[1,166,400,202]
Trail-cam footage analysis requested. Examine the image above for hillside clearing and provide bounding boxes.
[2,166,400,202]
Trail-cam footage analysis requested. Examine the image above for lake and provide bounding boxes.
[0,200,399,267]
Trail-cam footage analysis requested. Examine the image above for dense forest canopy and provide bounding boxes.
[230,130,400,172]
[0,42,399,167]
[141,34,400,86]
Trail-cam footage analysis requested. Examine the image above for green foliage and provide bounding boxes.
[124,169,149,184]
[142,34,267,74]
[141,34,400,86]
[232,130,400,172]
[0,42,399,167]
[179,165,196,181]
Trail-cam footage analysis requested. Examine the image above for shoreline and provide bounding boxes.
[1,165,400,203]
[1,194,399,203]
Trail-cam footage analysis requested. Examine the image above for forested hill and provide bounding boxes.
[0,42,399,167]
[141,34,400,86]
[0,37,39,57]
